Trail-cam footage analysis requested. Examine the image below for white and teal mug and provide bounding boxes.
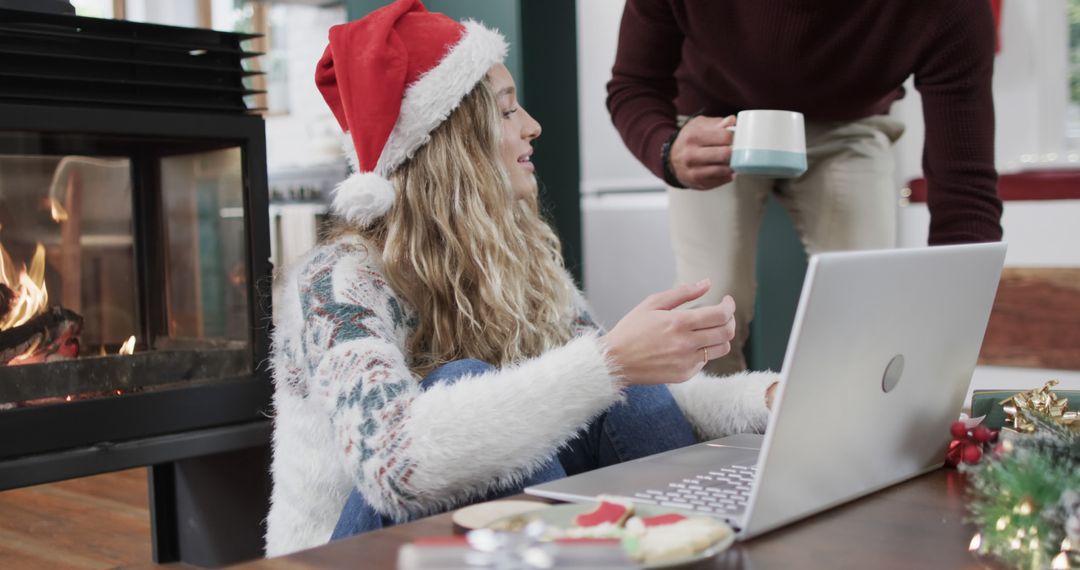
[728,110,807,178]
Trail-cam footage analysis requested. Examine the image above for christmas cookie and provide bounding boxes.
[622,514,731,564]
[574,499,633,527]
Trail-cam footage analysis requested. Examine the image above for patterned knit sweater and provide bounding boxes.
[265,235,775,556]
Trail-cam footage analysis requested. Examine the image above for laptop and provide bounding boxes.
[527,242,1007,539]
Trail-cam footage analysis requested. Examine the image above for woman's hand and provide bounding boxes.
[766,381,779,410]
[601,279,735,385]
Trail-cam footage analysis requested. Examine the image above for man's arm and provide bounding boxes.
[915,0,1003,244]
[606,0,685,180]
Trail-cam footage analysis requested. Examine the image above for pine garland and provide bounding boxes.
[964,411,1080,569]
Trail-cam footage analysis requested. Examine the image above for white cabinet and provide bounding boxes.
[581,191,675,330]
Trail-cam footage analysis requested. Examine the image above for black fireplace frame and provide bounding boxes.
[0,100,272,489]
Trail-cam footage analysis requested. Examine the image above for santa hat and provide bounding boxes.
[315,0,508,227]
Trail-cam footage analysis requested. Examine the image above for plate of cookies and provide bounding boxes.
[486,497,735,568]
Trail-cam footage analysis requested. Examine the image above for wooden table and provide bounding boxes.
[237,469,991,569]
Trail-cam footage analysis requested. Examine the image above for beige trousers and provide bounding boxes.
[667,115,905,375]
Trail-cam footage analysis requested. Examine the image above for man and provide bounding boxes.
[607,0,1003,374]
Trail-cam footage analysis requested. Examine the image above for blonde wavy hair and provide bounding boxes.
[331,76,575,377]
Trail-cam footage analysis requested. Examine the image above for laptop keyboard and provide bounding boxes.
[630,464,758,516]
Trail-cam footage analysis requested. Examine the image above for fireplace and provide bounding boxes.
[0,7,273,564]
[0,118,272,460]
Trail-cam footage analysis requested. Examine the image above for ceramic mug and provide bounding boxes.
[728,110,807,178]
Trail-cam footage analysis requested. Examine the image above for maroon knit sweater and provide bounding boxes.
[607,0,1003,244]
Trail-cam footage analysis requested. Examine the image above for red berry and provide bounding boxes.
[962,444,983,464]
[950,421,969,439]
[972,426,993,443]
[945,440,964,467]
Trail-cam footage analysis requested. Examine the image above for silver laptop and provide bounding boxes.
[527,242,1006,539]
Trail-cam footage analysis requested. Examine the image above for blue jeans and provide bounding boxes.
[330,359,697,540]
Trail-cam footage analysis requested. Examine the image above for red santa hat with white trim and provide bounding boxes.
[315,0,508,227]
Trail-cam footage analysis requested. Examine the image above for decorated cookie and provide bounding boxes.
[625,517,731,564]
[574,500,633,527]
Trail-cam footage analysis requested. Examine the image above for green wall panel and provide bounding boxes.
[343,0,523,96]
[747,196,808,372]
[519,0,581,283]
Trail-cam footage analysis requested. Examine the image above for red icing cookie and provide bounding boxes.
[641,513,687,527]
[574,501,631,527]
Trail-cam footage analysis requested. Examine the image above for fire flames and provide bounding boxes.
[0,239,49,331]
[1,228,133,368]
[49,198,69,223]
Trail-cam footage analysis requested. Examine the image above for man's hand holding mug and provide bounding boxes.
[669,110,807,190]
[668,115,737,190]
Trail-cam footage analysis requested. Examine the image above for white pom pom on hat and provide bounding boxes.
[331,172,396,228]
[315,0,508,227]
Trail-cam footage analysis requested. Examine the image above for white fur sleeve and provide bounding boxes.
[666,371,777,441]
[399,333,623,518]
[312,333,622,523]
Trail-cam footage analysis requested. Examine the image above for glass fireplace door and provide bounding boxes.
[0,139,253,410]
[1,154,137,369]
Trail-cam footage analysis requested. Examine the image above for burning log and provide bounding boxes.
[0,306,82,365]
[0,283,13,324]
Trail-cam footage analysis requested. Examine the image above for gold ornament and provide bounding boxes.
[1000,380,1079,433]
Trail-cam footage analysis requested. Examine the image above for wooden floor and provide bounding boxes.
[0,469,156,569]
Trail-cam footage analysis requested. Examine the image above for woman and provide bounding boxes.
[266,0,777,556]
